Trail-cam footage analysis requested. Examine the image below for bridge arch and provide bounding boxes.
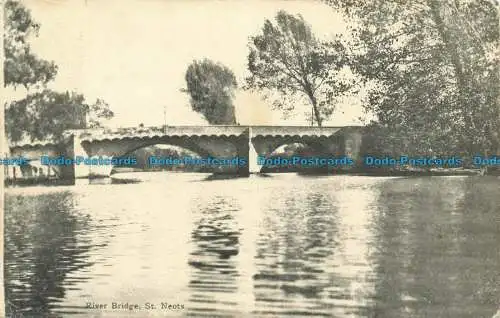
[79,135,245,158]
[110,143,210,175]
[250,134,344,173]
[74,134,249,178]
[108,138,213,159]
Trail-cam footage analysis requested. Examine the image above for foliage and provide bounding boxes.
[6,90,114,142]
[326,0,500,156]
[245,10,353,126]
[184,59,238,125]
[4,0,114,143]
[4,0,57,89]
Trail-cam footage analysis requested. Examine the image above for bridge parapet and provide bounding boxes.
[251,126,348,137]
[64,126,250,142]
[9,137,60,150]
[62,125,363,142]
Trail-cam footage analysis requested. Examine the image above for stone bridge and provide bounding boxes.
[8,125,364,181]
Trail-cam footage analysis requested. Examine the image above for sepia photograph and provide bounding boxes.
[1,0,500,317]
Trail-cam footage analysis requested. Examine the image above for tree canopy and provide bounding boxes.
[4,0,57,89]
[4,0,114,143]
[183,59,238,125]
[326,0,500,157]
[246,10,353,126]
[6,90,113,142]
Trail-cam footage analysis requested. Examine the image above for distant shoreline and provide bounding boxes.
[5,167,495,188]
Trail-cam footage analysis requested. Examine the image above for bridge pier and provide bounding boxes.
[248,127,261,174]
[235,132,250,177]
[61,135,110,180]
[72,134,90,179]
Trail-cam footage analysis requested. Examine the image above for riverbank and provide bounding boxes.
[298,167,483,177]
[5,167,497,187]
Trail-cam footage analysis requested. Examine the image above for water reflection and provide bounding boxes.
[187,196,242,317]
[367,177,500,318]
[4,191,99,317]
[3,174,500,317]
[253,185,341,317]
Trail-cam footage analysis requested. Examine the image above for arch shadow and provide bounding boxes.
[253,135,343,174]
[110,141,210,175]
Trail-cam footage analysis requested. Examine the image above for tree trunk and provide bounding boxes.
[305,86,322,127]
[311,99,322,127]
[223,104,237,125]
[428,0,475,155]
[0,3,6,317]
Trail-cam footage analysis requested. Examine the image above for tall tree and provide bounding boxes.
[326,0,499,156]
[4,0,114,143]
[183,59,237,125]
[245,10,352,126]
[4,0,57,89]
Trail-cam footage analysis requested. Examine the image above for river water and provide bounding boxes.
[4,173,500,317]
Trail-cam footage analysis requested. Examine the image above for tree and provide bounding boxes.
[326,0,499,157]
[245,10,352,126]
[4,0,57,89]
[183,59,237,125]
[6,90,114,142]
[4,0,114,143]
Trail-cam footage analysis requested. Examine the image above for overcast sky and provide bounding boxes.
[15,0,366,128]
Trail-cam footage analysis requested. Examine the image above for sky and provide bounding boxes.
[13,0,367,128]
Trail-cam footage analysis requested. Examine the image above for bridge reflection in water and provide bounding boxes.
[187,196,242,316]
[4,174,500,317]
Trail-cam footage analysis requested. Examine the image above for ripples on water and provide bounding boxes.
[4,173,500,317]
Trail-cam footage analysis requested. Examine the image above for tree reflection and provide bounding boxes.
[4,191,95,317]
[452,177,500,317]
[367,177,500,318]
[364,179,415,317]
